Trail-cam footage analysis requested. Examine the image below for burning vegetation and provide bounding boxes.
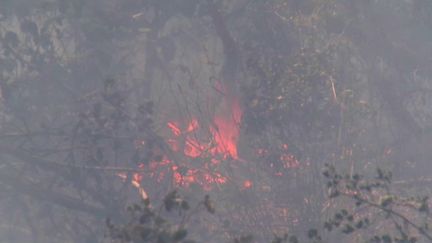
[121,80,302,198]
[4,1,432,242]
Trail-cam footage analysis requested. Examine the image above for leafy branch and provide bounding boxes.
[323,164,431,242]
[106,192,217,243]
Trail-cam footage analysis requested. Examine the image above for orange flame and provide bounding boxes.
[210,100,242,159]
[119,79,307,197]
[161,85,243,189]
[165,90,242,162]
[119,81,258,193]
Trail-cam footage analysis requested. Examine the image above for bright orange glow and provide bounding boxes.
[147,84,242,189]
[210,90,242,159]
[116,76,311,199]
[132,173,143,184]
[211,115,240,159]
[117,171,148,200]
[186,118,199,132]
[120,82,302,194]
[164,96,242,161]
[184,138,205,158]
[167,121,181,136]
[158,92,243,189]
[243,180,253,189]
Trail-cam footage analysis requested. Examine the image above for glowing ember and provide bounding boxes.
[213,89,242,159]
[117,172,148,200]
[167,121,181,136]
[254,143,301,177]
[211,114,240,159]
[243,180,253,189]
[280,154,300,169]
[166,95,242,161]
[155,90,243,189]
[120,82,296,194]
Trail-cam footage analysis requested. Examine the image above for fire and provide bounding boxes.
[210,98,242,159]
[167,121,182,136]
[120,87,243,194]
[118,95,303,197]
[165,113,238,189]
[243,180,253,189]
[166,95,242,161]
[119,81,298,196]
[119,104,302,199]
[117,172,148,200]
[165,88,243,188]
